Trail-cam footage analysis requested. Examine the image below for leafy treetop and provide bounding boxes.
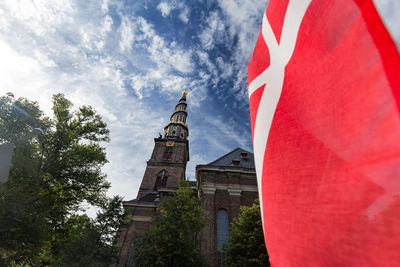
[0,93,125,266]
[130,180,206,267]
[223,199,270,267]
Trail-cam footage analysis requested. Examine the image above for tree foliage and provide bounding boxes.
[223,199,270,267]
[0,93,125,266]
[131,180,206,267]
[47,196,125,267]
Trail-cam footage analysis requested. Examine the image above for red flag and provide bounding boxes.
[248,0,400,266]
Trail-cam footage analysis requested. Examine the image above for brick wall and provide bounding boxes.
[196,166,258,267]
[114,204,157,267]
[138,138,188,198]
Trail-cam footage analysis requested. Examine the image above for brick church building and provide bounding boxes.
[114,91,258,267]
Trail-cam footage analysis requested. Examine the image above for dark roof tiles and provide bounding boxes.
[207,148,255,169]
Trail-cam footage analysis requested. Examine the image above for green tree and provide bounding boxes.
[131,180,206,267]
[48,196,125,267]
[223,199,270,267]
[0,93,125,266]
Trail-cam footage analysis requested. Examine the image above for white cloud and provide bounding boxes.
[101,0,110,13]
[199,11,226,50]
[179,6,190,23]
[156,0,191,24]
[34,50,57,68]
[117,15,197,100]
[0,7,10,31]
[216,57,233,79]
[119,16,134,52]
[196,50,219,85]
[193,1,267,107]
[191,0,265,106]
[218,0,267,63]
[157,1,173,17]
[0,40,54,113]
[0,0,74,36]
[125,16,194,74]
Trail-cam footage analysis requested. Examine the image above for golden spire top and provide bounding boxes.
[182,89,187,98]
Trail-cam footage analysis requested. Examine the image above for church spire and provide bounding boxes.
[164,90,188,140]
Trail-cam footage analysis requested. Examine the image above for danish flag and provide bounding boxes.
[248,0,400,266]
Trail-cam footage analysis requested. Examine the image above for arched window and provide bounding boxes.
[154,170,169,190]
[163,146,173,159]
[217,209,229,266]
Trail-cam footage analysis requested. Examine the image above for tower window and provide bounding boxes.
[163,146,173,159]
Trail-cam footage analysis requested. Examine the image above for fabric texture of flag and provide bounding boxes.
[247,0,400,266]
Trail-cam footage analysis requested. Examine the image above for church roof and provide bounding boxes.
[207,148,255,169]
[138,192,159,202]
[124,192,159,203]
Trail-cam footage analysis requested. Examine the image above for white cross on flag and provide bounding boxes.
[247,0,400,266]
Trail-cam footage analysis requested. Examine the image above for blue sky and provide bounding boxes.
[0,0,399,202]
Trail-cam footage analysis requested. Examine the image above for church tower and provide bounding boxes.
[137,90,189,198]
[115,90,190,267]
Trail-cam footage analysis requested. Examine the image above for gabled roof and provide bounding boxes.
[207,148,255,169]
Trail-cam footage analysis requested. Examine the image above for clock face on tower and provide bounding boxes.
[166,140,175,147]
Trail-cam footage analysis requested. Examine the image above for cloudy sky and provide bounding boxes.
[0,0,399,203]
